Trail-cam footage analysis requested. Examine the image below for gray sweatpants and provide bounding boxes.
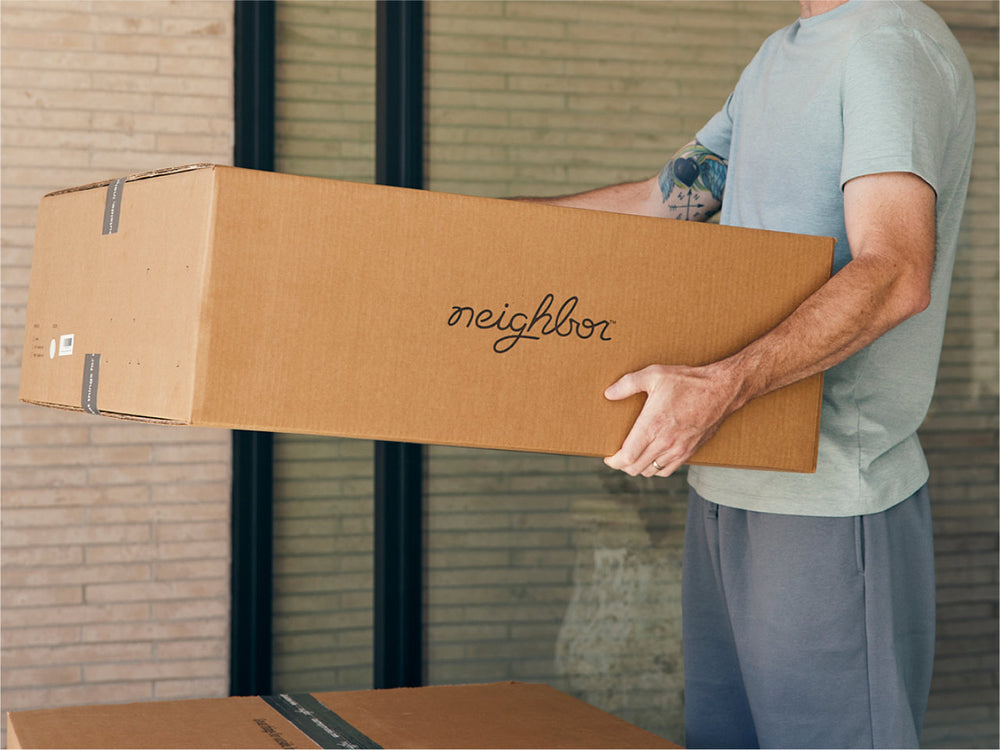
[682,486,935,749]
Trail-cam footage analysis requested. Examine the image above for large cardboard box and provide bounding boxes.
[6,681,680,749]
[19,164,833,472]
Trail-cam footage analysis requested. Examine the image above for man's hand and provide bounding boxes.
[603,361,745,478]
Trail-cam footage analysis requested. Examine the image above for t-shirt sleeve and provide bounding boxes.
[840,25,957,194]
[695,93,735,161]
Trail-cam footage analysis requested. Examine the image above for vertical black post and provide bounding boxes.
[230,0,276,697]
[373,0,425,690]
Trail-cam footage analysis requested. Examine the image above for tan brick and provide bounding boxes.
[3,603,149,629]
[0,626,80,649]
[153,559,229,582]
[85,462,230,486]
[150,442,231,464]
[2,586,83,608]
[87,424,222,445]
[151,599,228,622]
[1,484,149,508]
[1,466,89,489]
[154,639,226,661]
[150,481,231,504]
[1,67,93,90]
[153,676,228,700]
[2,426,92,446]
[0,27,95,51]
[1,642,152,668]
[4,444,154,468]
[0,545,84,568]
[83,658,223,684]
[84,579,227,604]
[4,524,152,548]
[156,88,232,118]
[1,682,153,712]
[155,133,231,154]
[80,619,224,644]
[2,506,89,527]
[88,0,223,19]
[153,521,229,544]
[3,563,151,588]
[87,502,227,525]
[2,665,82,688]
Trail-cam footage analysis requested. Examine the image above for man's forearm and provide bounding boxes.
[717,171,936,412]
[516,140,727,221]
[711,249,932,416]
[517,178,663,216]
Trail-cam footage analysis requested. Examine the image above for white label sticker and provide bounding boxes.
[59,334,75,356]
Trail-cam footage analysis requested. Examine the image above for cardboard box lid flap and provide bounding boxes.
[44,163,216,198]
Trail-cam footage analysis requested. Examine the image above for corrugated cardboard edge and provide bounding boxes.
[803,236,836,473]
[18,399,188,426]
[806,374,824,473]
[43,163,217,198]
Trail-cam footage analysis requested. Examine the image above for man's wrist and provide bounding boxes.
[704,352,756,418]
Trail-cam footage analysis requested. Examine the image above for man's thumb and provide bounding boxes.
[605,371,644,401]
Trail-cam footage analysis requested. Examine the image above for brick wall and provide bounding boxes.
[0,0,234,738]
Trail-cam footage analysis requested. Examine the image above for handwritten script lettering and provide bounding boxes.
[448,293,614,354]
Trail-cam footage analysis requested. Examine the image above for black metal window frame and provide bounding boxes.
[230,0,425,697]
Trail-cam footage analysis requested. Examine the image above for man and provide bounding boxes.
[529,1,975,747]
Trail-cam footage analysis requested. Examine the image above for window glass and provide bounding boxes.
[271,0,376,693]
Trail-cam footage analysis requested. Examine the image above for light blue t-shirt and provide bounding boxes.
[689,0,976,517]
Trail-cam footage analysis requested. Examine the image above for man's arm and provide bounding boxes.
[519,140,726,222]
[603,171,936,477]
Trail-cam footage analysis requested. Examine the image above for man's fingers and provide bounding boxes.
[605,412,676,476]
[605,442,680,477]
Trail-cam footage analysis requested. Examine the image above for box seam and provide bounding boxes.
[189,165,223,424]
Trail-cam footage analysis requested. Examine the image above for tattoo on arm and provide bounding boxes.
[657,141,727,221]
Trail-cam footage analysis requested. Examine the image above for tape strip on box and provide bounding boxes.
[262,693,382,749]
[81,353,101,415]
[103,177,125,235]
